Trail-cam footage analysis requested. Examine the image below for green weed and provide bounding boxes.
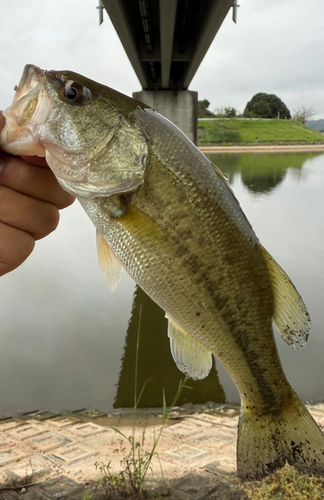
[198,118,324,145]
[96,306,191,499]
[243,462,324,499]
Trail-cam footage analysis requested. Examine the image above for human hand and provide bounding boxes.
[0,111,75,276]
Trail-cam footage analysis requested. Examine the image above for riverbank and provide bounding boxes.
[0,402,323,499]
[198,118,324,146]
[199,144,324,153]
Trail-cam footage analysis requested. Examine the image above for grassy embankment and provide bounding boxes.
[198,118,324,146]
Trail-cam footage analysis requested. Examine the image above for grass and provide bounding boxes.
[242,463,324,500]
[198,118,324,145]
[94,306,190,499]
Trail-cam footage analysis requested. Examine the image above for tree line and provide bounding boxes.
[198,93,316,124]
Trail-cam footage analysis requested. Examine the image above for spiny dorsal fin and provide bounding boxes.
[96,230,123,292]
[261,246,311,349]
[210,161,229,181]
[166,314,212,380]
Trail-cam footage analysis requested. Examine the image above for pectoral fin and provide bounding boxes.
[96,230,123,292]
[166,314,212,380]
[261,246,311,349]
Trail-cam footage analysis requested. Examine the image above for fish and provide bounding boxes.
[1,64,324,480]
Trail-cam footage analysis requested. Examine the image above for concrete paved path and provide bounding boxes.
[0,402,323,499]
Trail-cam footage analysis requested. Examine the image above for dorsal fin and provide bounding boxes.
[96,230,123,292]
[166,314,212,380]
[210,161,229,181]
[261,246,311,349]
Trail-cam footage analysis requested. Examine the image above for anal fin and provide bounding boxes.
[96,230,123,292]
[166,314,212,380]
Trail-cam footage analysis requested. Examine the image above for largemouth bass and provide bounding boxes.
[1,64,324,480]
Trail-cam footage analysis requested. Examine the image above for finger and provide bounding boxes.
[0,111,5,134]
[0,111,47,164]
[0,153,75,210]
[0,221,35,276]
[21,155,48,167]
[0,185,60,240]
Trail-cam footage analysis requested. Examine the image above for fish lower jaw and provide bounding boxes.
[0,125,46,157]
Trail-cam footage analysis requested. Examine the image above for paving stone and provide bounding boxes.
[8,423,47,441]
[187,414,220,425]
[171,472,216,499]
[309,410,324,420]
[94,450,123,472]
[21,409,40,417]
[0,415,12,422]
[68,422,108,438]
[47,417,80,429]
[51,444,95,465]
[163,422,206,440]
[196,431,234,443]
[0,447,27,466]
[30,412,62,422]
[204,458,237,477]
[38,475,83,498]
[16,486,50,500]
[32,432,74,452]
[83,429,119,449]
[0,403,321,497]
[211,407,240,418]
[77,410,108,419]
[147,456,186,479]
[2,492,20,500]
[0,434,14,448]
[164,444,208,463]
[5,457,51,481]
[216,439,237,457]
[71,408,87,414]
[0,420,22,432]
[71,460,98,476]
[182,417,214,428]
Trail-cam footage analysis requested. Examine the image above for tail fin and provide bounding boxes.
[237,394,324,480]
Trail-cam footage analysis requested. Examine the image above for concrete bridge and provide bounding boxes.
[101,0,237,143]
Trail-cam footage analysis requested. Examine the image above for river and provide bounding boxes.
[1,151,324,414]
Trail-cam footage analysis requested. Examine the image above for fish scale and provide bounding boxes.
[82,149,287,410]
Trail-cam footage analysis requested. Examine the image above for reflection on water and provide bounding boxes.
[114,287,225,408]
[207,152,322,195]
[1,151,324,414]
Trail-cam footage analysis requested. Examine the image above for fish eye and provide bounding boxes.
[64,86,79,100]
[61,81,92,105]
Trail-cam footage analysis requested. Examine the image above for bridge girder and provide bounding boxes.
[102,0,235,90]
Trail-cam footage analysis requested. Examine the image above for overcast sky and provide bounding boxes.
[1,0,324,117]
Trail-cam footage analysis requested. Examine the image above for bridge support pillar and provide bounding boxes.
[132,90,198,145]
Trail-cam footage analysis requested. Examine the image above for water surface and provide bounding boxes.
[1,151,324,414]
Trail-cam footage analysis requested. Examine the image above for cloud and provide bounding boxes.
[192,0,324,116]
[1,0,324,116]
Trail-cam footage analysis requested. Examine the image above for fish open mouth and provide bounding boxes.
[0,65,53,157]
[13,64,45,102]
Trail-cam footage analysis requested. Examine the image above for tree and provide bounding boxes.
[215,106,239,118]
[293,105,316,124]
[198,99,215,118]
[243,93,291,119]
